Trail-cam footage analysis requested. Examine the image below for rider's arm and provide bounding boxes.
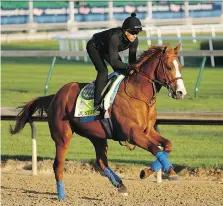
[108,34,127,70]
[129,37,138,64]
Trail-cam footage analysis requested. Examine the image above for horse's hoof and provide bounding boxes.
[140,168,154,179]
[118,183,128,196]
[58,195,66,200]
[168,167,179,181]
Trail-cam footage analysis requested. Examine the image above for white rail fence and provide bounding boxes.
[2,49,223,70]
[2,50,223,57]
[144,24,223,43]
[53,35,223,67]
[2,24,223,42]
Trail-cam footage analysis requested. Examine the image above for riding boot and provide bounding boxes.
[93,93,103,116]
[94,71,107,115]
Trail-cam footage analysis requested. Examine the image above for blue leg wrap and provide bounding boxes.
[156,151,172,173]
[151,151,169,172]
[104,167,122,188]
[56,181,66,200]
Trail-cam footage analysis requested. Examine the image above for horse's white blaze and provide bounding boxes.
[173,60,187,96]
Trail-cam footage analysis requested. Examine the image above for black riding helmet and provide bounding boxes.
[122,13,143,35]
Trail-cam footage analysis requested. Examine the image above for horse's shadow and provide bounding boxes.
[2,185,103,201]
[1,155,54,162]
[1,186,57,200]
[80,196,103,201]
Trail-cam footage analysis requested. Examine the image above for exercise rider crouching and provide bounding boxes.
[86,12,143,115]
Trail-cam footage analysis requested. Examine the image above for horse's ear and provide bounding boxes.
[165,43,172,53]
[174,43,181,54]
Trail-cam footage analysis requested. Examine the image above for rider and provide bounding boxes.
[86,12,143,115]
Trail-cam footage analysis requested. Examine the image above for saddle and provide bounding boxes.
[74,72,125,122]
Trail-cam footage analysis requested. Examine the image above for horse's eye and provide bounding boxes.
[167,66,172,70]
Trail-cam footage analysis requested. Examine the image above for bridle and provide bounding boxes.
[138,51,182,96]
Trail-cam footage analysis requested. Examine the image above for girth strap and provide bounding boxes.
[100,118,136,151]
[100,118,113,139]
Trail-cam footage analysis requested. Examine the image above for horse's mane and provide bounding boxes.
[135,45,165,68]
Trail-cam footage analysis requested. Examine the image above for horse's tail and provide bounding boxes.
[10,94,55,135]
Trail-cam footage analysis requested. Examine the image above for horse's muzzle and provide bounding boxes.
[169,89,186,99]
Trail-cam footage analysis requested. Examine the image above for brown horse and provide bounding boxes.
[10,43,187,199]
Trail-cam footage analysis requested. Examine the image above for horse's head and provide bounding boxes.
[156,43,187,99]
[136,43,187,99]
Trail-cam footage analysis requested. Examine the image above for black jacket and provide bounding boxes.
[92,27,138,70]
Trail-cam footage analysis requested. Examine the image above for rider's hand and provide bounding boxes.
[127,64,139,76]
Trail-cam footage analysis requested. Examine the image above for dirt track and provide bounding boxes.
[1,160,223,206]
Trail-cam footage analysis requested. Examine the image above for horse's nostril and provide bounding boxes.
[176,91,183,96]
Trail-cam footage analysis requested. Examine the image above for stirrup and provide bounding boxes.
[93,104,102,116]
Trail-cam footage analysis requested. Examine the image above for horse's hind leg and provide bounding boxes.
[89,137,128,196]
[89,138,108,172]
[50,123,72,200]
[54,141,71,199]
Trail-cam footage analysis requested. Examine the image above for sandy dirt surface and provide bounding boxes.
[1,160,223,206]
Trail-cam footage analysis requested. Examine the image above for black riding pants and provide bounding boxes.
[86,40,109,106]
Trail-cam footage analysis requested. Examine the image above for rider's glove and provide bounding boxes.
[126,64,139,76]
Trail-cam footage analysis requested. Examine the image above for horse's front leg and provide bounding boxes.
[89,137,128,196]
[131,128,176,178]
[140,128,179,180]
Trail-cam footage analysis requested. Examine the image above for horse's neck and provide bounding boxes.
[121,50,162,107]
[140,56,159,79]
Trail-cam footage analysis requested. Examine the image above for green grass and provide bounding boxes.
[2,57,223,111]
[2,40,59,51]
[1,40,223,169]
